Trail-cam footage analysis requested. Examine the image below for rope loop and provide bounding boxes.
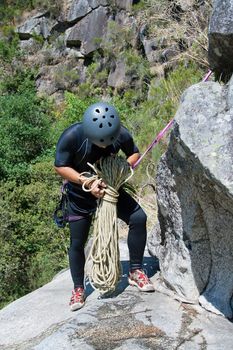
[85,155,133,294]
[103,186,119,204]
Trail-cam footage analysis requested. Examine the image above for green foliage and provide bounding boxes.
[76,63,109,99]
[0,29,20,63]
[0,2,26,23]
[132,0,149,11]
[0,0,61,24]
[148,61,203,118]
[51,92,97,143]
[31,32,44,45]
[32,0,62,17]
[53,66,80,91]
[62,92,92,124]
[0,161,68,308]
[104,20,135,58]
[124,49,151,101]
[0,70,53,181]
[0,66,36,94]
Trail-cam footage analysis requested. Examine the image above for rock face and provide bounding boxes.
[148,77,233,319]
[108,59,128,89]
[17,12,57,39]
[14,0,208,100]
[66,6,109,55]
[1,239,233,350]
[208,0,233,81]
[66,0,92,22]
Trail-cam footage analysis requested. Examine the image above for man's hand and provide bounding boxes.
[90,179,106,198]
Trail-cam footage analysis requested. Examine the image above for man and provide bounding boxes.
[54,102,155,311]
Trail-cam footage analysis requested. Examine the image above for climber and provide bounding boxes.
[54,102,155,311]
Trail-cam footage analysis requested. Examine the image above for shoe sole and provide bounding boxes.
[70,301,85,311]
[128,278,155,292]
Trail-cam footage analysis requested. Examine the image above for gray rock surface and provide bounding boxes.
[208,0,233,80]
[14,1,210,97]
[17,12,57,40]
[89,0,108,8]
[67,0,92,23]
[66,6,109,55]
[107,59,128,89]
[115,0,133,11]
[148,77,233,319]
[19,38,42,54]
[142,38,160,63]
[0,239,233,349]
[36,59,85,96]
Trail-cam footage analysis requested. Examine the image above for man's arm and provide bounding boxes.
[54,166,106,198]
[119,126,140,167]
[127,152,140,167]
[54,166,87,185]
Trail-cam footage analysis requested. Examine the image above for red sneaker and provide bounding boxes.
[69,287,86,311]
[128,269,155,292]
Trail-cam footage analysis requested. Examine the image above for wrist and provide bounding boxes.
[77,174,85,185]
[78,174,92,190]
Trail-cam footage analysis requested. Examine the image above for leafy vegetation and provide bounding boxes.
[0,163,68,309]
[0,0,62,24]
[0,26,20,62]
[0,70,53,181]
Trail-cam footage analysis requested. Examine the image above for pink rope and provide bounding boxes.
[132,118,174,169]
[132,70,212,169]
[202,69,212,82]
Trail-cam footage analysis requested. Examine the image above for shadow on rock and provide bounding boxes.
[93,256,160,299]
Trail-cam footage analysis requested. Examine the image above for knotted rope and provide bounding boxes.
[83,156,133,294]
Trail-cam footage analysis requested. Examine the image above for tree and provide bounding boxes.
[0,80,52,181]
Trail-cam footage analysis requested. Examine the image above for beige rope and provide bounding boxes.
[84,156,133,294]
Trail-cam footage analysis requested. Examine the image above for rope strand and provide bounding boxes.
[85,156,133,294]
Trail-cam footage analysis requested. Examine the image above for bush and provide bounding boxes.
[0,74,53,181]
[0,1,61,24]
[0,30,20,63]
[52,92,97,143]
[0,160,69,309]
[0,67,36,94]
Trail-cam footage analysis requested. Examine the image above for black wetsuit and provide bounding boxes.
[55,122,147,288]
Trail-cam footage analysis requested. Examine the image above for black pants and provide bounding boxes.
[68,189,147,288]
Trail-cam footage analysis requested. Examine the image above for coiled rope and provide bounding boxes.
[83,156,133,294]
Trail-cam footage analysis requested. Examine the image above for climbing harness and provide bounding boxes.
[53,181,85,228]
[54,171,105,228]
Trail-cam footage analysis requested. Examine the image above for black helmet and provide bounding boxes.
[82,102,121,147]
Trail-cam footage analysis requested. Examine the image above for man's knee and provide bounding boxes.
[129,208,147,226]
[70,238,85,252]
